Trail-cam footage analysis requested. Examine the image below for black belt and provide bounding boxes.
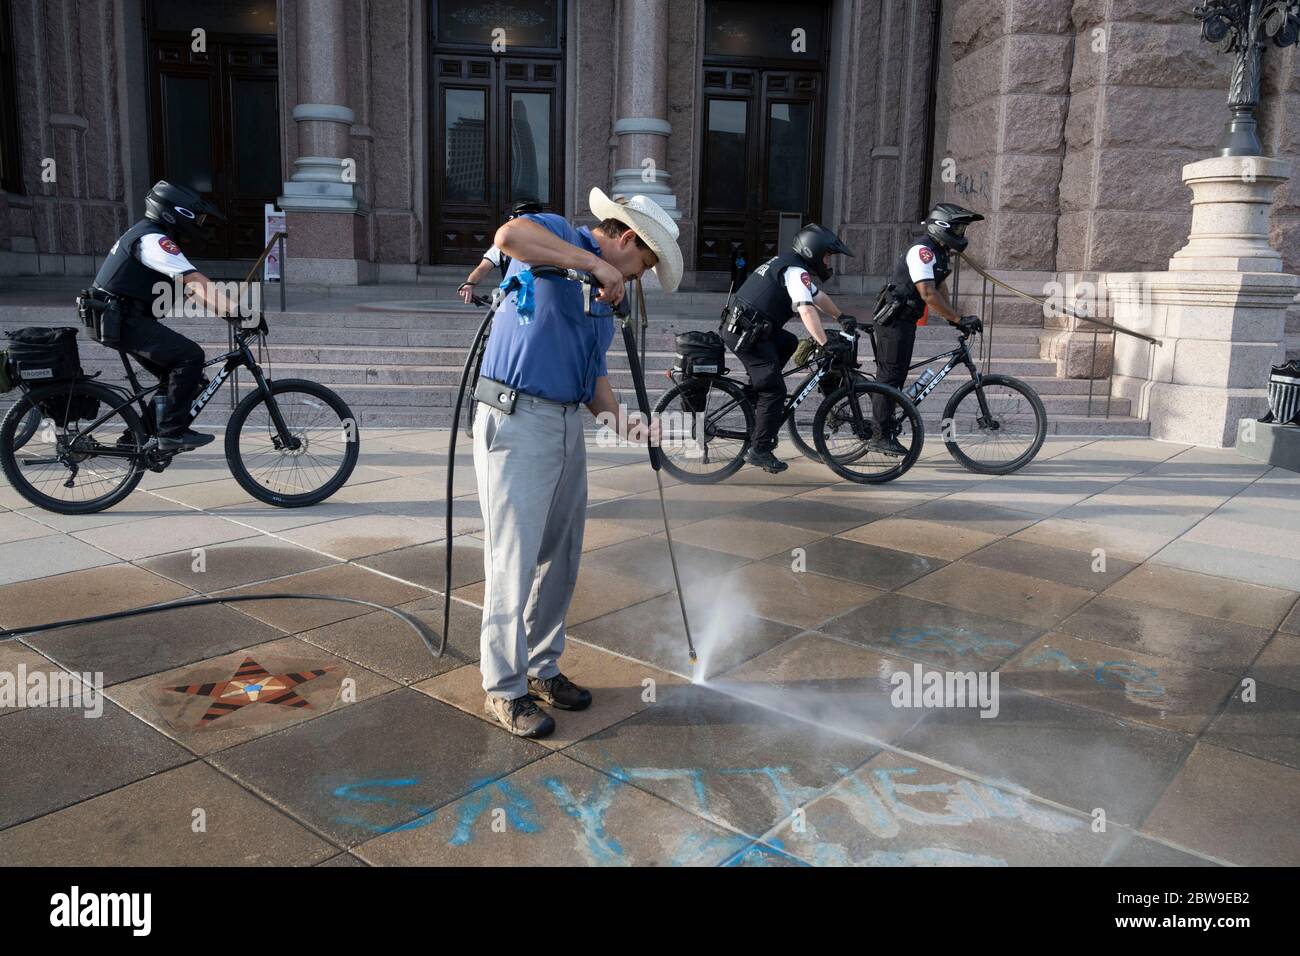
[473,375,582,414]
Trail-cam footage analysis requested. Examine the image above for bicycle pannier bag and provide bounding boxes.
[4,327,83,383]
[673,330,727,378]
[37,389,101,427]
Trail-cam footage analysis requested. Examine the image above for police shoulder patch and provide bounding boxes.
[159,237,180,255]
[800,271,812,287]
[918,247,934,264]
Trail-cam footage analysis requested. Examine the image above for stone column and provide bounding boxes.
[610,0,680,218]
[1111,155,1300,447]
[278,0,371,284]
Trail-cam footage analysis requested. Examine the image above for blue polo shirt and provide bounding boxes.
[479,213,615,405]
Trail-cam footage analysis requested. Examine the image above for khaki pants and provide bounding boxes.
[473,395,588,700]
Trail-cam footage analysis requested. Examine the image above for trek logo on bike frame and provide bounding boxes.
[789,365,827,411]
[189,365,231,418]
[913,363,956,404]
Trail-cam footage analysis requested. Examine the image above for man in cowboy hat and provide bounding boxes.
[472,187,682,738]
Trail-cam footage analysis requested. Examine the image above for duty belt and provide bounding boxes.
[720,305,773,353]
[720,303,765,334]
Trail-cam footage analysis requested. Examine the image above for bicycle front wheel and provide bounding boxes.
[812,380,924,484]
[785,370,872,463]
[225,378,360,506]
[652,376,753,483]
[942,373,1046,475]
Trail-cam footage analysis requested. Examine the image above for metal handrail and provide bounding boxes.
[968,265,1118,420]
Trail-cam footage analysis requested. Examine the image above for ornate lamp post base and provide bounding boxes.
[1217,106,1263,157]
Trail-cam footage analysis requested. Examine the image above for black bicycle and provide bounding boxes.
[0,315,360,514]
[653,330,924,484]
[850,319,1047,477]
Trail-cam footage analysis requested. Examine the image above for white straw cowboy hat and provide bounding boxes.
[589,187,683,293]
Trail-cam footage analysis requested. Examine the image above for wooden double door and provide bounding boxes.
[696,67,826,274]
[431,53,563,264]
[147,28,280,261]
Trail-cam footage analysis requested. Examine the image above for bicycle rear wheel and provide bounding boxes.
[942,373,1046,475]
[12,405,41,450]
[0,382,146,513]
[225,378,360,506]
[812,380,924,484]
[653,376,753,483]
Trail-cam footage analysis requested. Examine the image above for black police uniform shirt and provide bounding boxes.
[889,236,952,322]
[734,251,820,327]
[93,220,198,310]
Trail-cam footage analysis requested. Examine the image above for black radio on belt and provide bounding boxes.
[720,305,770,352]
[77,288,124,348]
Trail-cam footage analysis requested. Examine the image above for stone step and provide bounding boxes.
[68,347,1064,379]
[1,303,1050,331]
[67,355,1121,396]
[102,377,1127,416]
[0,392,1143,435]
[220,406,1150,435]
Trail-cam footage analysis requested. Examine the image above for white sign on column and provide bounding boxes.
[264,204,286,281]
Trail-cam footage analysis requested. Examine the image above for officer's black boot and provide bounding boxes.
[146,430,215,454]
[145,393,214,454]
[868,431,908,457]
[745,444,788,474]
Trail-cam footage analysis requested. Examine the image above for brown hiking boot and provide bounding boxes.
[527,672,593,711]
[484,694,555,738]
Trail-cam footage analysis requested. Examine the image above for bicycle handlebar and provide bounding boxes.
[516,265,631,317]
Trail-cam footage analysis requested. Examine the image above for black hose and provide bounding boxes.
[2,593,439,655]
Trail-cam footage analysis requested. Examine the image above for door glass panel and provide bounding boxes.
[766,102,810,213]
[704,98,747,210]
[444,88,487,201]
[705,0,823,60]
[153,0,277,34]
[437,0,559,49]
[161,74,214,192]
[231,77,280,196]
[509,91,550,204]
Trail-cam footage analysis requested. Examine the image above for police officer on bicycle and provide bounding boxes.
[871,203,985,455]
[91,181,235,453]
[721,224,857,474]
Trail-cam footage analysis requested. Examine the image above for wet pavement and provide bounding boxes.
[1,431,1297,866]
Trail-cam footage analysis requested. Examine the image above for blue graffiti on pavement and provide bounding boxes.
[888,625,1021,661]
[332,778,436,834]
[1025,647,1166,700]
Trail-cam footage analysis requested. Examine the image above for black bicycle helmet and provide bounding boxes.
[923,203,984,253]
[510,200,544,218]
[792,223,854,282]
[144,180,225,241]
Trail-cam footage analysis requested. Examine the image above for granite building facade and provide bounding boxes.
[0,0,1297,292]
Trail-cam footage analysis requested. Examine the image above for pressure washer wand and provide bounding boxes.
[620,281,697,665]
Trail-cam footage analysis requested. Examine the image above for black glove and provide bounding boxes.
[838,314,859,334]
[958,315,983,335]
[823,335,853,356]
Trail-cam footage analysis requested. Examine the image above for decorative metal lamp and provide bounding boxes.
[1193,0,1300,155]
